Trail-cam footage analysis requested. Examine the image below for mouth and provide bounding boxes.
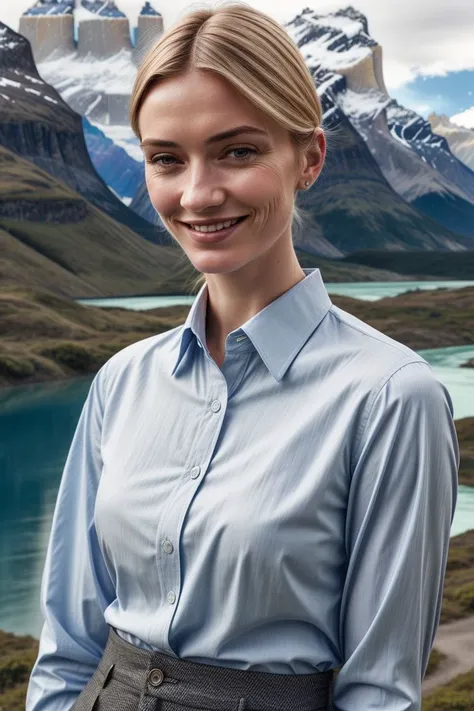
[181,215,248,243]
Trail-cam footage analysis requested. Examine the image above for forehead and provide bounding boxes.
[138,69,281,141]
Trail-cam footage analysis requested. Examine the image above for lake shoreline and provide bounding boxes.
[2,283,474,390]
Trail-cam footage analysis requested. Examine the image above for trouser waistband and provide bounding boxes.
[94,626,334,711]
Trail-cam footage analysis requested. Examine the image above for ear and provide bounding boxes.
[298,128,326,191]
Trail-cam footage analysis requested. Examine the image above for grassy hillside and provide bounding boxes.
[342,249,474,280]
[0,145,196,297]
[4,280,474,387]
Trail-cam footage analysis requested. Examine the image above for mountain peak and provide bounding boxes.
[0,22,37,71]
[23,0,73,16]
[80,0,126,18]
[140,1,161,16]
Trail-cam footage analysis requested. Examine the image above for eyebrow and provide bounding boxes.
[139,125,268,149]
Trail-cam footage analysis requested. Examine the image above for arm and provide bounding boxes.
[26,364,116,711]
[332,360,459,711]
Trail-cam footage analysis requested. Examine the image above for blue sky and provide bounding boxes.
[390,70,474,120]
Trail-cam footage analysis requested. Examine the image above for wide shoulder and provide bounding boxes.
[97,323,184,391]
[326,301,433,378]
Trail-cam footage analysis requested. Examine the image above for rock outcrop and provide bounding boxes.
[20,2,75,62]
[285,5,474,244]
[77,0,132,58]
[0,21,168,246]
[133,1,164,66]
[18,0,162,64]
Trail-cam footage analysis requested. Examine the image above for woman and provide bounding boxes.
[26,3,459,711]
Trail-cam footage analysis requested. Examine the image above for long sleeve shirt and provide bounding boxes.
[26,267,459,711]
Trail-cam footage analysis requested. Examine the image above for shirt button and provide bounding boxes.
[148,668,164,686]
[190,466,201,479]
[167,591,176,604]
[162,540,174,554]
[211,400,221,412]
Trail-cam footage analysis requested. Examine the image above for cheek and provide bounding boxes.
[236,164,289,213]
[145,170,175,216]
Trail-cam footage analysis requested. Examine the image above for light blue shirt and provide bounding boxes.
[26,267,459,711]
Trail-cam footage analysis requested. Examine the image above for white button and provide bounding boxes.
[167,591,176,604]
[190,466,201,479]
[162,540,174,554]
[211,400,221,412]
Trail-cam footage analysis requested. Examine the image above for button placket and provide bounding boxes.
[151,365,228,652]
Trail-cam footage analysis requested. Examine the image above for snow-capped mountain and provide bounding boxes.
[429,113,474,174]
[0,21,167,245]
[285,6,474,240]
[13,2,474,256]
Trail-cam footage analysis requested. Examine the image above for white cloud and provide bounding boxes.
[450,106,474,129]
[1,0,474,92]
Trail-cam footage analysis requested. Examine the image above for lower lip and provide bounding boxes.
[183,217,247,243]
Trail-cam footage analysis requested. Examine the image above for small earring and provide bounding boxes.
[304,180,310,188]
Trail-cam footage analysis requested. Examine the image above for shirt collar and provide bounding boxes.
[170,267,332,382]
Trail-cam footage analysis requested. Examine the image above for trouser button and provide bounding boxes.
[148,668,165,686]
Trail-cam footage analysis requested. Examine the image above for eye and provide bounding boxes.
[149,154,178,166]
[225,147,258,161]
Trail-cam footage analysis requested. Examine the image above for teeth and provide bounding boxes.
[190,217,241,233]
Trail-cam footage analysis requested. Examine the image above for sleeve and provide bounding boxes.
[26,364,117,711]
[332,360,459,711]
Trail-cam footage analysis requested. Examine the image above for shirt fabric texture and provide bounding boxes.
[26,267,459,711]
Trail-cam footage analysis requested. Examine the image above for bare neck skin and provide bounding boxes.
[204,239,306,368]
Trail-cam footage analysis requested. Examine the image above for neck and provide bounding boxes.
[204,244,305,357]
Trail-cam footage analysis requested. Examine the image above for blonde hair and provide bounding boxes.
[129,1,325,294]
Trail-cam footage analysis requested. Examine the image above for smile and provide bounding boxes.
[182,216,248,243]
[184,216,247,233]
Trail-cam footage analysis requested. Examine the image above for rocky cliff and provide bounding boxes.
[0,22,168,245]
[285,5,474,243]
[77,1,132,58]
[133,1,164,66]
[20,1,75,62]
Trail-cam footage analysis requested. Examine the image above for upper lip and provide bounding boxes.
[180,216,246,226]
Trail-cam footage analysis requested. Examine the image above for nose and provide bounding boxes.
[179,163,225,213]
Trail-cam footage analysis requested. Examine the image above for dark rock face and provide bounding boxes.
[0,22,170,246]
[0,199,87,222]
[285,5,474,244]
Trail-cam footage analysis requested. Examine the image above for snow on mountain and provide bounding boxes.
[0,20,164,244]
[80,0,126,18]
[285,5,474,239]
[24,0,73,16]
[429,113,474,173]
[451,106,474,131]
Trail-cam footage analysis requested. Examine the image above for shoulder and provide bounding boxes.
[93,324,184,396]
[323,302,453,455]
[324,301,440,387]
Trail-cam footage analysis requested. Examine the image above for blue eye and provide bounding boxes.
[226,147,257,160]
[151,155,176,165]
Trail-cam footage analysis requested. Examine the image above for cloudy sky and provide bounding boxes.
[2,0,474,123]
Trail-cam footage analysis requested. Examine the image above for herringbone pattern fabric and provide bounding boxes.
[71,627,334,711]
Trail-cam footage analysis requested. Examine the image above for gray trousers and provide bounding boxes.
[71,626,335,711]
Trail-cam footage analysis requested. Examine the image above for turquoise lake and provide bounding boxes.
[1,279,473,638]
